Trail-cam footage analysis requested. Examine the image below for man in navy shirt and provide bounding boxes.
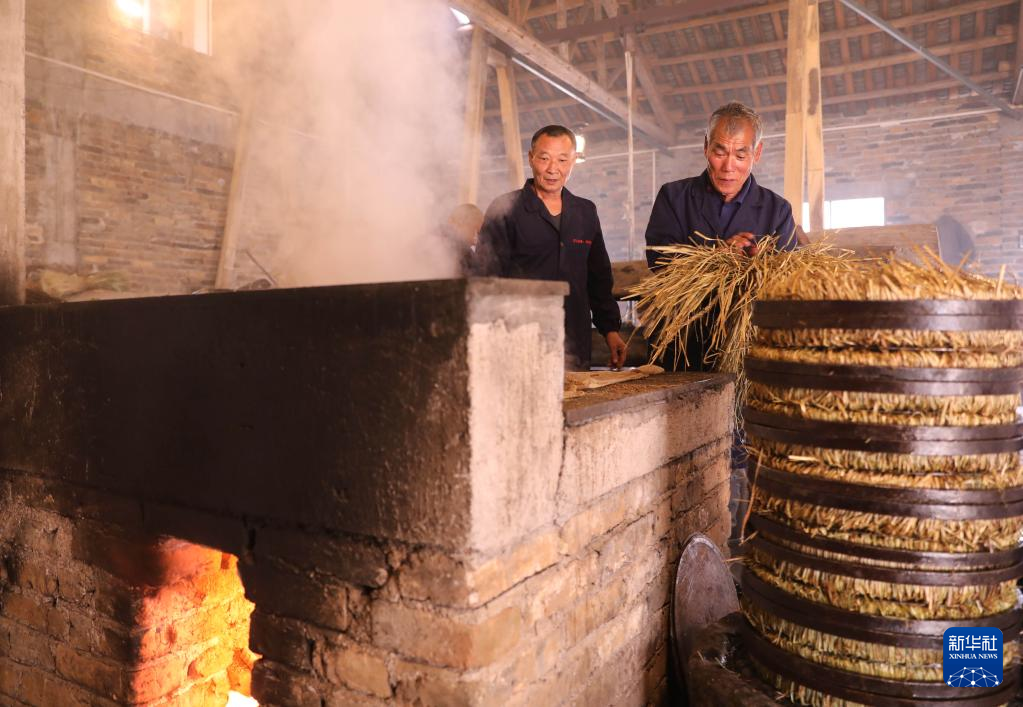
[477,125,626,370]
[644,101,797,371]
[645,101,796,269]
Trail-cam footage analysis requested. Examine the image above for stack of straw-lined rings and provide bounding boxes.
[740,297,1023,707]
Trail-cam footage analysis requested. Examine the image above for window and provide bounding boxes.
[111,0,213,55]
[802,197,885,229]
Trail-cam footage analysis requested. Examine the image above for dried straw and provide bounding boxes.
[754,491,1023,553]
[630,237,854,391]
[763,247,1023,301]
[752,439,1021,484]
[746,547,1018,620]
[757,328,1023,360]
[748,384,1020,426]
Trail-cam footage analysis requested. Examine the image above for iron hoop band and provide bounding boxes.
[748,533,1023,586]
[744,622,1019,706]
[741,569,1023,649]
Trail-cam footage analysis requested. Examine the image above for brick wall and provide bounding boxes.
[24,0,240,295]
[481,99,1023,277]
[0,280,735,706]
[0,475,256,705]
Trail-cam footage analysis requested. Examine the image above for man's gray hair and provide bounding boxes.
[707,102,763,148]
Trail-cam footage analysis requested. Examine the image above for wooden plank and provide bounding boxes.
[459,27,489,205]
[556,0,570,60]
[1017,0,1023,68]
[532,0,1010,48]
[517,31,1016,113]
[536,0,765,43]
[451,0,673,148]
[784,0,809,225]
[806,0,825,232]
[834,0,854,94]
[0,0,26,304]
[540,69,1012,134]
[837,0,1020,116]
[625,33,677,133]
[1014,0,1023,103]
[554,0,1013,75]
[215,103,254,289]
[495,58,526,187]
[592,0,608,85]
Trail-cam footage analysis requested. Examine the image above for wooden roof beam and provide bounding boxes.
[837,0,1021,118]
[563,0,1013,75]
[535,0,762,43]
[599,0,677,135]
[501,33,1015,114]
[451,0,674,149]
[499,70,1012,140]
[1013,0,1023,103]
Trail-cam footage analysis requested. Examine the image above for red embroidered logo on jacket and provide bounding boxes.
[571,239,593,245]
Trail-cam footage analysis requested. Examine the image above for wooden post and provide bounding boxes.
[806,0,825,232]
[783,0,808,229]
[1013,0,1023,104]
[215,103,254,289]
[556,0,570,61]
[0,0,25,305]
[459,27,488,205]
[493,51,525,188]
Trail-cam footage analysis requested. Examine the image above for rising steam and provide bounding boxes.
[223,0,468,287]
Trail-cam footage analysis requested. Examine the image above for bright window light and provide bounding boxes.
[802,197,885,229]
[575,134,586,154]
[115,0,146,18]
[450,8,471,25]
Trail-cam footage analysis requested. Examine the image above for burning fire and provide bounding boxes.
[226,692,258,707]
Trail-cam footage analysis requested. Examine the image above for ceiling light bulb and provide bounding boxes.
[450,8,471,25]
[116,0,146,18]
[575,134,586,154]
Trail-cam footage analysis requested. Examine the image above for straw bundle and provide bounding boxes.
[739,250,1023,706]
[631,237,853,389]
[755,438,1023,488]
[754,492,1023,553]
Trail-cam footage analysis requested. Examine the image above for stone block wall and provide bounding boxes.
[0,279,733,705]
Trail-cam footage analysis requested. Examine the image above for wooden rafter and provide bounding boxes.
[1014,0,1023,103]
[459,27,489,204]
[837,0,1020,117]
[598,0,677,136]
[565,0,1011,75]
[496,32,1016,117]
[535,0,763,43]
[451,0,673,148]
[498,69,1013,136]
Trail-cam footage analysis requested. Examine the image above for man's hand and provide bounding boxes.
[606,331,627,370]
[723,232,759,256]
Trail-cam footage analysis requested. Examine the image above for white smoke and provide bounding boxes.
[222,0,467,287]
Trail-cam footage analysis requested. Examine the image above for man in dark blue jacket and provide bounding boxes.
[644,101,797,371]
[477,125,625,370]
[645,101,797,269]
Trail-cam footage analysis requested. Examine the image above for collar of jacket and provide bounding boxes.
[520,178,578,213]
[520,178,579,238]
[698,169,764,207]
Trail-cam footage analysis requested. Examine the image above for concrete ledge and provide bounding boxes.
[563,372,732,426]
[557,375,735,520]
